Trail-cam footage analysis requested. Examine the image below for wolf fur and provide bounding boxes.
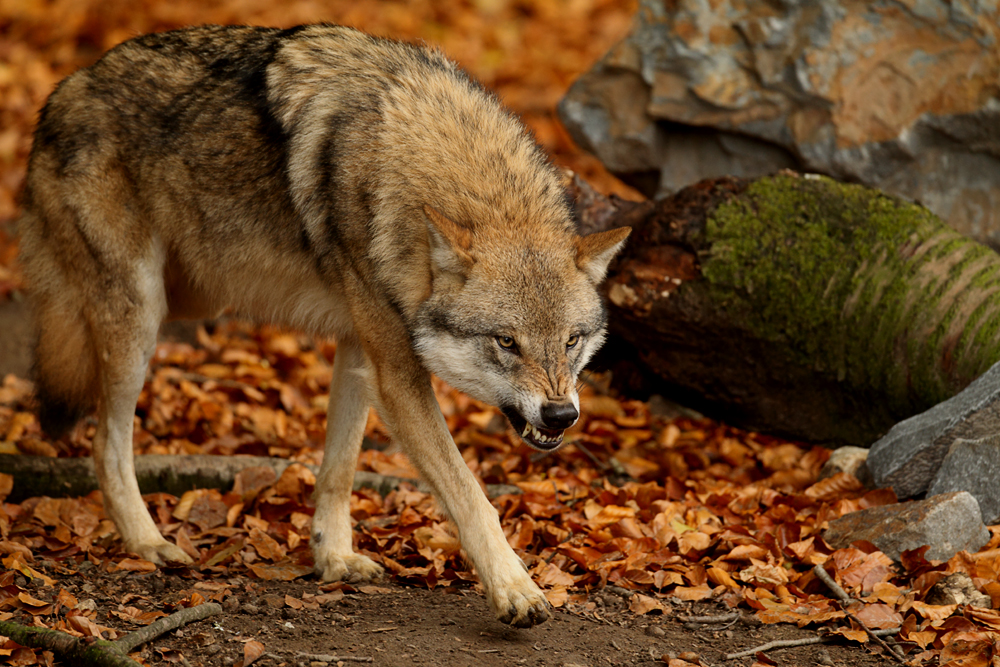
[19,24,630,628]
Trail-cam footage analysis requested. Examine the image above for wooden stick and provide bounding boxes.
[116,603,222,654]
[724,627,900,660]
[812,564,906,663]
[0,603,221,666]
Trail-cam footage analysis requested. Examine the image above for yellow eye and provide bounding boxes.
[567,334,580,349]
[496,335,516,349]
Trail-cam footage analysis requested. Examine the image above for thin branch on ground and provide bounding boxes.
[724,627,901,660]
[813,564,906,663]
[294,653,374,663]
[0,602,222,667]
[678,612,741,624]
[812,563,852,604]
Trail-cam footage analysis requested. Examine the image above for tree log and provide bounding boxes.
[573,171,1000,446]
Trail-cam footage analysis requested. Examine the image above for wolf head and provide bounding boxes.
[413,205,630,451]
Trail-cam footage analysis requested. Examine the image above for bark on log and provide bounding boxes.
[572,171,1000,446]
[0,454,520,503]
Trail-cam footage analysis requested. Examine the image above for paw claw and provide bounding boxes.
[490,577,550,628]
[132,541,193,566]
[314,551,383,583]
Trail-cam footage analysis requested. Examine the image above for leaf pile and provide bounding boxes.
[0,322,998,665]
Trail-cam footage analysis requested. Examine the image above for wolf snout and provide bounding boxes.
[540,401,579,430]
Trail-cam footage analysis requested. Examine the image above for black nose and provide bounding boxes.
[540,402,579,430]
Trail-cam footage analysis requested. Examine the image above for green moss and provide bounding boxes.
[700,173,1000,411]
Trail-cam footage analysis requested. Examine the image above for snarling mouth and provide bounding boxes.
[501,407,564,451]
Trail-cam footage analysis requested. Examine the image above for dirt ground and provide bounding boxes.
[12,557,897,667]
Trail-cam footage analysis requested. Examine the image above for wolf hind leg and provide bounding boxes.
[90,248,191,565]
[311,338,383,582]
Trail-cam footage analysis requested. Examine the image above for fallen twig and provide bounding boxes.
[812,563,851,605]
[724,627,900,660]
[295,653,373,663]
[0,454,521,502]
[117,603,223,654]
[0,602,222,667]
[678,612,741,625]
[813,564,906,663]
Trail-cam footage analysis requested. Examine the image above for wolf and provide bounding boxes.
[18,24,630,628]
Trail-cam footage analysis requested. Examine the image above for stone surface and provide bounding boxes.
[926,435,1000,524]
[818,446,869,483]
[823,491,989,562]
[925,572,991,608]
[866,361,1000,499]
[559,0,1000,245]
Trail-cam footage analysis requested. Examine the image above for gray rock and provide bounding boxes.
[559,0,1000,245]
[927,435,1000,524]
[818,446,869,483]
[866,361,1000,499]
[823,491,989,562]
[925,572,991,608]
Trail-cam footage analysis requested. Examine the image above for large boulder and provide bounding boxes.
[559,0,1000,246]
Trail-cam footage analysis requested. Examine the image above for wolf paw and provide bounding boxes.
[314,551,384,583]
[130,540,194,566]
[489,577,551,628]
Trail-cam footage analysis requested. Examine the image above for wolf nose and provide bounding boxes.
[540,402,579,430]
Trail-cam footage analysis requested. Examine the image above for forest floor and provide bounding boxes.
[0,2,997,666]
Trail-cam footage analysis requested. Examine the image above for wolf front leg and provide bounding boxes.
[367,345,550,628]
[311,338,384,582]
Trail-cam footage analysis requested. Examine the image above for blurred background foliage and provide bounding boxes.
[0,0,642,224]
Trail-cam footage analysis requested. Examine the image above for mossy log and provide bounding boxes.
[580,171,1000,446]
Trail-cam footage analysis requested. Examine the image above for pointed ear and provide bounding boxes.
[575,226,631,283]
[424,205,475,276]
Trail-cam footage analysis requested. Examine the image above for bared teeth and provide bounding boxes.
[525,423,561,444]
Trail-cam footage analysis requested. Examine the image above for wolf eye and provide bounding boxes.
[566,334,580,349]
[496,335,517,350]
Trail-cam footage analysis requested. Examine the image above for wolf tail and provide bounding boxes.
[31,288,98,438]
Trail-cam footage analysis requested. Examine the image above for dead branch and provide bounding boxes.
[0,603,222,666]
[677,612,741,624]
[812,563,852,605]
[724,627,901,660]
[116,603,222,654]
[0,454,521,502]
[0,622,138,667]
[813,564,906,663]
[295,653,374,663]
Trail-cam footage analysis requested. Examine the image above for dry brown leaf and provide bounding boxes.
[242,640,265,667]
[250,560,315,581]
[114,558,157,573]
[628,593,665,615]
[854,603,904,629]
[911,601,959,620]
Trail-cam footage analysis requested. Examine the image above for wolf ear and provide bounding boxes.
[424,205,475,276]
[575,226,631,283]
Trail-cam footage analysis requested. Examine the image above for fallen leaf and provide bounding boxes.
[628,593,665,615]
[242,640,265,666]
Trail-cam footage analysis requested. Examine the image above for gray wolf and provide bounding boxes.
[18,24,630,628]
